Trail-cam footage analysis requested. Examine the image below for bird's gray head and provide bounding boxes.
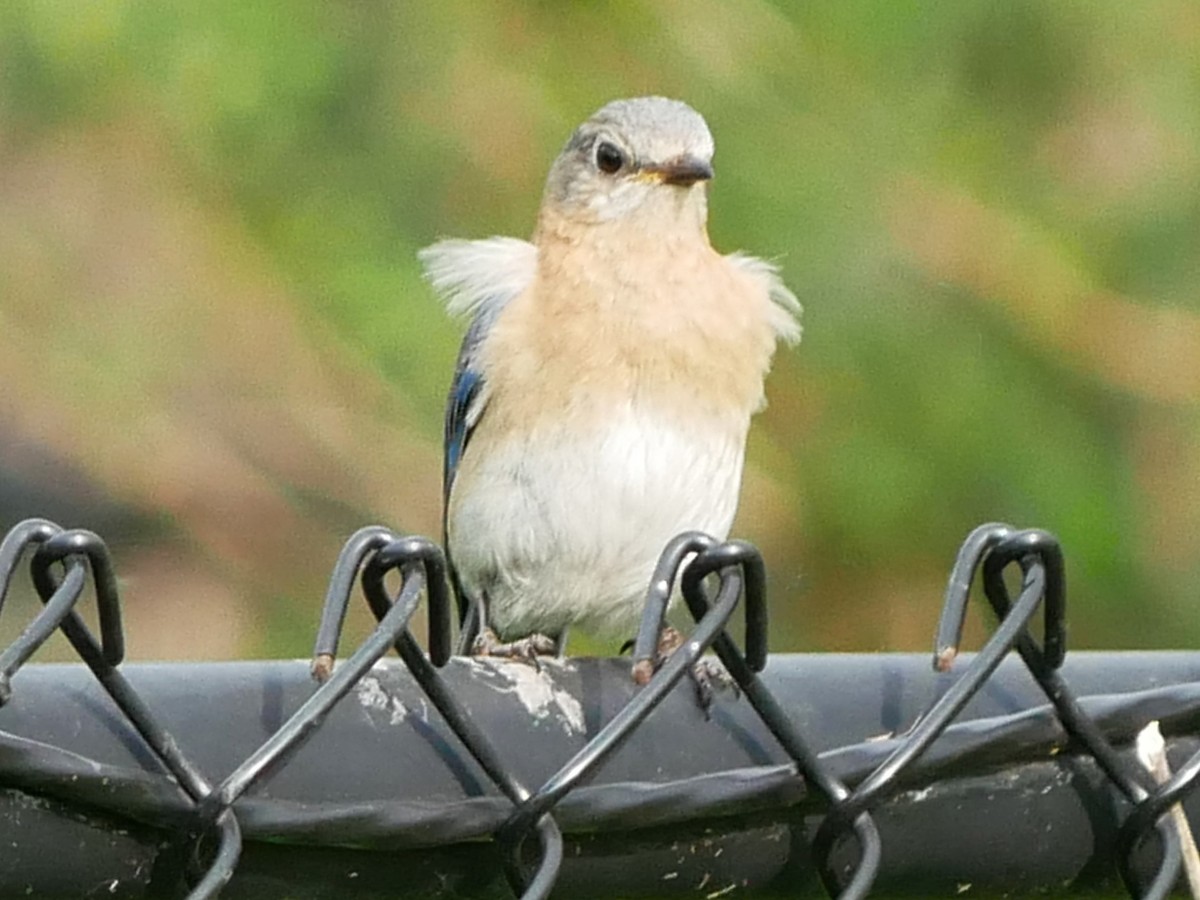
[541,96,715,227]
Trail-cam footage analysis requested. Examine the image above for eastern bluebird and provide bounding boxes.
[420,96,800,664]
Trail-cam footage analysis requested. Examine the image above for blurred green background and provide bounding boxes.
[1,1,1198,661]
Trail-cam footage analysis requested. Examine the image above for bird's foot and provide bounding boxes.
[630,625,737,716]
[688,657,738,714]
[472,627,557,671]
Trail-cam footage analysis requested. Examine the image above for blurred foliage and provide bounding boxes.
[0,0,1198,660]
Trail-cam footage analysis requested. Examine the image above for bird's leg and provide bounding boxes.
[553,627,570,658]
[455,597,484,656]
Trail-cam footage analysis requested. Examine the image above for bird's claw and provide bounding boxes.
[629,625,737,716]
[472,627,557,671]
[689,657,738,714]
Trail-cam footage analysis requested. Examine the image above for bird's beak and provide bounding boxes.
[640,156,714,187]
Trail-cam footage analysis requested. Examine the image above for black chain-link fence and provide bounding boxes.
[0,518,1197,898]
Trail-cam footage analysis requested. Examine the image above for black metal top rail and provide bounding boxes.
[0,518,1197,898]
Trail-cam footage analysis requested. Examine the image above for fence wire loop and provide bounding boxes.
[0,519,68,704]
[0,521,470,899]
[30,528,127,666]
[927,524,1183,900]
[0,519,243,899]
[496,533,748,883]
[980,529,1067,670]
[680,539,769,673]
[674,540,881,899]
[191,537,432,841]
[311,526,454,681]
[360,534,453,661]
[320,529,565,900]
[930,521,1065,674]
[981,531,1184,899]
[0,521,128,703]
[812,524,1067,895]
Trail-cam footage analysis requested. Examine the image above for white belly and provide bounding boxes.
[448,409,747,639]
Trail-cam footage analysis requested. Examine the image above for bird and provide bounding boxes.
[420,96,800,669]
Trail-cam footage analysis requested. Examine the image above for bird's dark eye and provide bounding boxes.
[595,141,625,174]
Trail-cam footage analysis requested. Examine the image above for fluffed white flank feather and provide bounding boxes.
[418,237,538,319]
[726,252,803,345]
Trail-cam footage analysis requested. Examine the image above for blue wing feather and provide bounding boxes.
[442,314,493,633]
[443,314,491,508]
[444,369,480,491]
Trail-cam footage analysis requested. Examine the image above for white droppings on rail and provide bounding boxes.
[354,674,410,725]
[472,660,585,735]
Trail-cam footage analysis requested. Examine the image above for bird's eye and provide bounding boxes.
[595,141,625,174]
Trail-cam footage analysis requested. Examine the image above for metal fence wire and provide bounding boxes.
[0,517,1198,897]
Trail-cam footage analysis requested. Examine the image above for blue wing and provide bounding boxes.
[443,314,490,507]
[442,314,493,636]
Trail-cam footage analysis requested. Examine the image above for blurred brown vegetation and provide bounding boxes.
[0,1,1197,660]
